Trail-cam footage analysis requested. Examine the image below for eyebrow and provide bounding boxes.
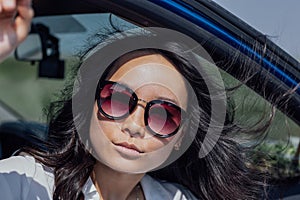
[155,96,179,105]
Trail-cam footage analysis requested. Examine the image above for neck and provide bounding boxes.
[91,161,145,200]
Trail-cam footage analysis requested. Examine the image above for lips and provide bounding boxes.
[114,142,144,153]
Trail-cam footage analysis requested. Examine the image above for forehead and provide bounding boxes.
[109,54,188,107]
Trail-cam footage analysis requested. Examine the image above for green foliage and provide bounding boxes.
[253,142,300,179]
[0,58,68,122]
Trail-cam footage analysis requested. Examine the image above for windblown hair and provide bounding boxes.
[25,30,270,200]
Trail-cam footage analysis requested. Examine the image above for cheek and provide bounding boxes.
[96,120,117,139]
[94,104,121,140]
[142,135,174,153]
[88,105,118,153]
[143,139,164,151]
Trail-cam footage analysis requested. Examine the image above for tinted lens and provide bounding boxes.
[99,82,134,118]
[147,101,182,136]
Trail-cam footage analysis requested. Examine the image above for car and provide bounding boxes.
[1,0,300,199]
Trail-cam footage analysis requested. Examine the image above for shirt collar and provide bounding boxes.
[82,177,101,200]
[82,174,161,200]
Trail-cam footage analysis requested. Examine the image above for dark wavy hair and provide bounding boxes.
[25,31,271,200]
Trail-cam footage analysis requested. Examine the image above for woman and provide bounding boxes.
[0,1,268,200]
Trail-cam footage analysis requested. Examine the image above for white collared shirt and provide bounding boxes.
[0,156,198,200]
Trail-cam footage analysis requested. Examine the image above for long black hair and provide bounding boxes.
[25,30,270,200]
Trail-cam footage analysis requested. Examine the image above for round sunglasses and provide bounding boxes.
[96,81,187,138]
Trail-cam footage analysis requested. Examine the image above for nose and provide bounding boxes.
[121,104,146,138]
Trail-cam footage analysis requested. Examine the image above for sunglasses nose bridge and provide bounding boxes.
[134,98,148,111]
[137,98,148,106]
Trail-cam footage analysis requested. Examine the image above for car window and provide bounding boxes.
[211,0,300,182]
[223,69,300,181]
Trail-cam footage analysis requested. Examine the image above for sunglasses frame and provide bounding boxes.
[96,80,187,138]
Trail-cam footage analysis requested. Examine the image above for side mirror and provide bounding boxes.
[15,23,64,79]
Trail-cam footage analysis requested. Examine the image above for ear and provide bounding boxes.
[174,142,181,151]
[174,130,184,151]
[174,120,189,151]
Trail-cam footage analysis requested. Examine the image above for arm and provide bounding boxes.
[0,0,33,63]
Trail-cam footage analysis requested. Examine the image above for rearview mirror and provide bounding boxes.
[15,34,42,61]
[15,23,65,79]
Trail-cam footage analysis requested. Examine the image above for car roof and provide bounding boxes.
[32,0,102,16]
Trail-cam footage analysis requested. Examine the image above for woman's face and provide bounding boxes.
[89,53,188,173]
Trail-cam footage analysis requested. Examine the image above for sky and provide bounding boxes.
[213,0,300,60]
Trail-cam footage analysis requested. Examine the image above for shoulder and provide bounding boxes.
[0,155,36,173]
[141,175,199,200]
[0,155,54,200]
[0,155,54,180]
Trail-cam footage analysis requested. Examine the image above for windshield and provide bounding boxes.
[0,13,135,122]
